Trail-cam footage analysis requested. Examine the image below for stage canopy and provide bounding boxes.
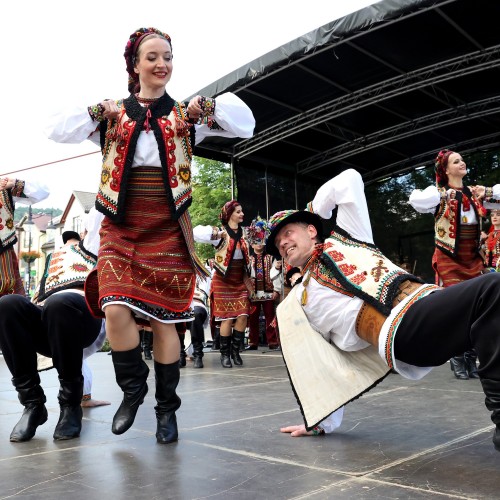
[190,0,500,217]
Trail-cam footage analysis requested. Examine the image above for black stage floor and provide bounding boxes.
[1,348,499,499]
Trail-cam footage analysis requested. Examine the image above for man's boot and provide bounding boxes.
[220,335,232,368]
[178,332,187,368]
[450,355,469,380]
[230,329,245,366]
[480,378,500,451]
[53,376,83,440]
[192,341,204,368]
[464,350,479,379]
[154,360,181,444]
[143,330,153,361]
[9,374,48,442]
[111,345,149,435]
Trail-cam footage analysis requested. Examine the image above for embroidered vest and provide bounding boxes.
[313,228,423,316]
[250,253,274,294]
[0,180,25,252]
[34,242,97,304]
[434,186,482,258]
[96,93,194,223]
[213,226,251,277]
[485,230,500,268]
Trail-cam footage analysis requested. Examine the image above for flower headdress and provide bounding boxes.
[246,216,270,244]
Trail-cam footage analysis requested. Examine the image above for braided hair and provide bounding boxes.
[124,27,172,94]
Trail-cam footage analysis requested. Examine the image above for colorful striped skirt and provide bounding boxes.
[211,259,250,321]
[87,167,195,323]
[432,225,484,287]
[0,247,25,297]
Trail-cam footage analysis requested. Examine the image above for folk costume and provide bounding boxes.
[267,169,500,453]
[0,179,49,297]
[483,224,500,270]
[409,149,500,380]
[0,226,102,442]
[46,27,255,443]
[194,201,251,367]
[246,216,280,350]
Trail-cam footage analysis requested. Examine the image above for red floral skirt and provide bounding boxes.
[0,247,25,297]
[211,259,250,320]
[86,167,195,323]
[433,225,484,287]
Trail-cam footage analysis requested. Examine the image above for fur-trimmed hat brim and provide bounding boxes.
[266,211,323,258]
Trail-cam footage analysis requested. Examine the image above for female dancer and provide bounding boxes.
[46,27,254,442]
[194,201,251,368]
[409,149,486,380]
[482,209,500,271]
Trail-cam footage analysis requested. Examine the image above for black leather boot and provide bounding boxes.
[464,350,479,379]
[154,361,181,444]
[53,377,83,440]
[212,326,221,351]
[10,374,48,442]
[230,329,245,366]
[480,378,500,451]
[220,335,232,368]
[143,330,153,360]
[450,355,469,380]
[192,342,204,368]
[111,345,149,435]
[178,333,187,368]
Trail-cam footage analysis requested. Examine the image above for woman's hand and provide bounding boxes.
[0,177,15,190]
[187,96,202,122]
[280,424,313,437]
[471,185,486,199]
[101,99,119,120]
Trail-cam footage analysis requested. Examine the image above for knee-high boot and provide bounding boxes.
[10,374,48,442]
[230,329,245,366]
[480,378,500,451]
[143,330,153,361]
[220,335,232,368]
[53,376,83,440]
[111,345,149,435]
[464,350,479,379]
[154,360,181,444]
[178,332,187,368]
[212,325,221,351]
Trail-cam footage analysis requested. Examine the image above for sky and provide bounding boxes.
[2,0,378,210]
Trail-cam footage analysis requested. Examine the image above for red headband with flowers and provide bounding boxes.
[220,200,241,224]
[124,27,172,93]
[434,149,454,187]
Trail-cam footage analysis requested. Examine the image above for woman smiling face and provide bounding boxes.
[229,205,244,226]
[135,36,173,95]
[445,152,467,181]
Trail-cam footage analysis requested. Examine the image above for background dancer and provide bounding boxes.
[0,177,49,297]
[46,27,254,443]
[409,150,487,380]
[194,201,251,368]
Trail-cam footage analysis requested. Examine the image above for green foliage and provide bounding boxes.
[190,157,232,262]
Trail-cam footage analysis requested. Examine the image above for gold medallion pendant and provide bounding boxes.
[462,216,468,223]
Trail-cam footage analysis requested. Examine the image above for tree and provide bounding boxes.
[190,157,232,262]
